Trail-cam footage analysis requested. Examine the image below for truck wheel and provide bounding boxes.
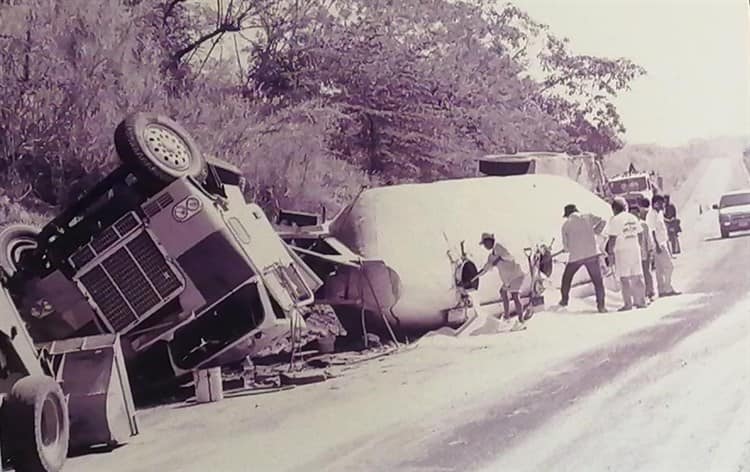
[3,376,69,472]
[114,112,207,183]
[0,224,39,277]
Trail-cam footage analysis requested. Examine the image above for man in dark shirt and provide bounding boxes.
[663,195,681,254]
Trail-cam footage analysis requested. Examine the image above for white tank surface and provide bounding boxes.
[329,174,613,331]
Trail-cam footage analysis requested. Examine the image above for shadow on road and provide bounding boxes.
[704,232,750,243]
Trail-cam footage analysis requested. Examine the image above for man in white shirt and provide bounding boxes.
[606,197,647,310]
[646,195,681,297]
[633,199,656,301]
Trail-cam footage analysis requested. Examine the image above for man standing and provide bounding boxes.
[560,204,608,313]
[606,197,647,311]
[664,195,681,254]
[647,195,681,297]
[635,198,656,301]
[472,233,527,331]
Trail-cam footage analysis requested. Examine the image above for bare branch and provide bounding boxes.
[196,30,225,75]
[173,23,240,61]
[232,34,244,83]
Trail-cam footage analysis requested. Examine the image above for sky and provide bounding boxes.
[508,0,750,146]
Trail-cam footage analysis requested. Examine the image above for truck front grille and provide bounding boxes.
[69,246,95,269]
[127,233,182,297]
[91,227,119,253]
[114,213,139,235]
[102,247,161,317]
[143,191,175,218]
[76,228,183,333]
[80,267,137,331]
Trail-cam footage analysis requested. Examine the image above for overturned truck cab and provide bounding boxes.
[1,113,325,395]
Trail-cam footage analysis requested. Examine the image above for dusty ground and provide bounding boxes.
[68,154,750,472]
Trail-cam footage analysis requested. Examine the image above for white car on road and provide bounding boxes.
[713,189,750,238]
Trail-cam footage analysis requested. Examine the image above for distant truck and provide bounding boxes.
[606,166,663,209]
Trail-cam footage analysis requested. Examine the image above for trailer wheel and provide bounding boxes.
[114,112,207,183]
[0,224,39,277]
[3,376,69,472]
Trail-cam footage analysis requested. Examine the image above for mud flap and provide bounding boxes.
[38,334,138,452]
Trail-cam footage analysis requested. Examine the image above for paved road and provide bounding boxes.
[414,231,750,472]
[68,156,750,472]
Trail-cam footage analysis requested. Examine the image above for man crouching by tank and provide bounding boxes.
[471,233,527,331]
[606,197,648,311]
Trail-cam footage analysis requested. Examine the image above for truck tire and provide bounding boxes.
[114,112,207,183]
[3,376,69,472]
[0,224,39,277]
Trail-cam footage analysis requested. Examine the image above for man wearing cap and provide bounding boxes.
[560,204,608,313]
[471,233,527,330]
[606,197,647,311]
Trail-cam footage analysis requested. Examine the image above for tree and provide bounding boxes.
[244,0,573,180]
[0,0,647,216]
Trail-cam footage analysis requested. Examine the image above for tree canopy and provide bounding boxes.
[0,0,645,215]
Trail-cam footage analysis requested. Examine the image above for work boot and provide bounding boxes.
[618,306,633,312]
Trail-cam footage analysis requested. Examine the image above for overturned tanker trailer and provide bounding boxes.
[281,173,614,335]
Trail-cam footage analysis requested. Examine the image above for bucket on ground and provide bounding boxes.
[317,335,336,353]
[194,367,224,403]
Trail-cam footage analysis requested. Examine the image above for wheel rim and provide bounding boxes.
[143,124,193,172]
[40,396,62,449]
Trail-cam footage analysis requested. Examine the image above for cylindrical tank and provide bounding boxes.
[329,174,612,331]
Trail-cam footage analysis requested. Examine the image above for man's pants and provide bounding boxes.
[561,256,605,310]
[620,275,646,308]
[654,250,675,295]
[669,232,681,254]
[641,258,655,298]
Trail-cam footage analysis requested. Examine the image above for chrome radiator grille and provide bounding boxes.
[76,223,183,333]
